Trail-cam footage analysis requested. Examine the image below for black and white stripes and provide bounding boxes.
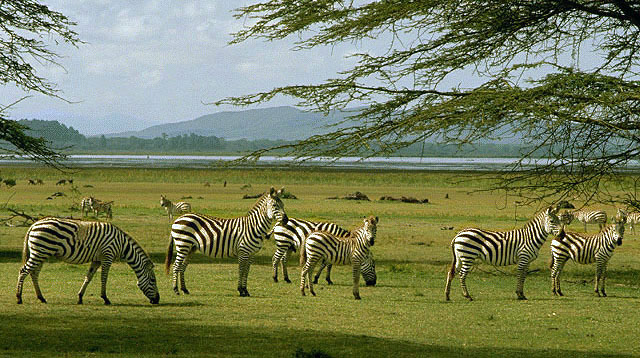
[567,209,608,231]
[165,187,288,297]
[16,217,160,305]
[550,211,626,297]
[271,217,350,284]
[300,216,378,300]
[160,195,192,221]
[445,206,562,301]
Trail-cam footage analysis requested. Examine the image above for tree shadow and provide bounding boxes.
[0,313,633,358]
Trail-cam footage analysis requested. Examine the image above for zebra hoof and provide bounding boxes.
[182,288,190,295]
[16,297,22,304]
[312,278,319,284]
[102,297,111,305]
[284,278,291,284]
[77,297,83,305]
[326,279,334,285]
[38,296,47,304]
[272,277,278,283]
[517,296,527,301]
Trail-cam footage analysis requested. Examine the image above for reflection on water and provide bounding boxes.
[1,154,639,171]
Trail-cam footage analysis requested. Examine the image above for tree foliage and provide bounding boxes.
[0,0,80,165]
[218,0,640,205]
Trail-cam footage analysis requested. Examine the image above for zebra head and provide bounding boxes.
[362,252,377,287]
[160,195,169,208]
[362,215,379,246]
[614,209,627,246]
[544,206,562,236]
[137,260,160,304]
[265,187,288,225]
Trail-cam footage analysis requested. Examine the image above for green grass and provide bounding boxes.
[0,166,639,357]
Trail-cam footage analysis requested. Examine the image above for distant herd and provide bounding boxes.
[14,187,639,304]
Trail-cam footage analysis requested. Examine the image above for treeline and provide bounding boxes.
[13,119,540,157]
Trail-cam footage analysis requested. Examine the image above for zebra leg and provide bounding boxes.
[237,251,253,297]
[325,264,333,285]
[515,257,530,300]
[172,246,192,295]
[595,261,608,297]
[458,259,474,301]
[300,259,316,296]
[282,249,292,283]
[16,266,30,304]
[445,257,457,301]
[313,261,327,284]
[100,260,113,305]
[352,262,362,300]
[551,258,566,296]
[272,248,283,283]
[77,261,101,304]
[28,262,47,303]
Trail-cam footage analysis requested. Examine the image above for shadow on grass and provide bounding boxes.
[0,313,633,358]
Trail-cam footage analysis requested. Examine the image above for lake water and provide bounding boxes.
[2,154,640,172]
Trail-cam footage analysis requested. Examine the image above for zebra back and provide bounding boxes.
[571,209,607,224]
[273,217,349,251]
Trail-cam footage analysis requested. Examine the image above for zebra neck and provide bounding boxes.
[121,238,149,275]
[245,200,274,235]
[518,215,549,240]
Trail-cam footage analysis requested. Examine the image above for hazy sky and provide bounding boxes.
[0,0,364,135]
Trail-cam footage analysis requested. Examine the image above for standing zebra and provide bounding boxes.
[81,196,94,217]
[550,211,626,297]
[625,211,640,233]
[567,209,608,232]
[300,216,378,300]
[165,187,288,297]
[271,217,350,284]
[445,206,562,301]
[16,217,159,305]
[160,195,192,221]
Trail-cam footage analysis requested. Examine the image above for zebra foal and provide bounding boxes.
[160,195,192,221]
[16,218,159,305]
[300,216,378,300]
[165,187,288,297]
[81,196,94,217]
[550,211,626,297]
[445,206,562,301]
[271,217,351,284]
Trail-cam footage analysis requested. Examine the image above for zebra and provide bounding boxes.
[165,187,288,297]
[81,196,94,217]
[550,211,626,297]
[160,195,192,221]
[567,209,608,232]
[625,211,640,233]
[271,217,351,284]
[445,206,562,301]
[16,217,160,305]
[91,199,113,219]
[300,216,378,300]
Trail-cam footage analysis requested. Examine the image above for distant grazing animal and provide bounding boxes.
[16,218,159,305]
[91,199,113,219]
[160,195,191,221]
[28,179,36,185]
[271,217,351,284]
[550,210,626,297]
[165,187,288,297]
[300,216,378,300]
[56,179,67,185]
[36,179,44,185]
[445,206,562,301]
[566,209,608,232]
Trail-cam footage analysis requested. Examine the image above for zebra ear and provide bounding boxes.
[269,187,276,196]
[276,187,285,196]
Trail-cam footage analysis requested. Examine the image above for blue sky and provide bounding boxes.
[0,0,363,135]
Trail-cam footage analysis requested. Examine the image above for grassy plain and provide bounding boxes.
[0,166,639,357]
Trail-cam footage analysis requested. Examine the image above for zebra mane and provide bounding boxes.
[122,231,152,262]
[248,192,272,214]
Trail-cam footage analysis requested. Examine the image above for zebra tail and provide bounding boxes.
[299,240,307,266]
[22,225,32,264]
[448,241,456,276]
[165,234,174,275]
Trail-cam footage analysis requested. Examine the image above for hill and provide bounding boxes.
[104,106,357,140]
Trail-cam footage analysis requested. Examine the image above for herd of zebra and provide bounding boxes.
[14,187,640,305]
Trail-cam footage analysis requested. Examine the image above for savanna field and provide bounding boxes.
[0,166,639,358]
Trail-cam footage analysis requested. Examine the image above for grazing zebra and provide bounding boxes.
[271,217,350,284]
[625,212,640,233]
[91,199,113,219]
[160,195,192,221]
[567,209,608,232]
[16,217,160,305]
[300,216,378,300]
[165,187,288,297]
[81,196,94,217]
[445,206,562,301]
[550,211,626,297]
